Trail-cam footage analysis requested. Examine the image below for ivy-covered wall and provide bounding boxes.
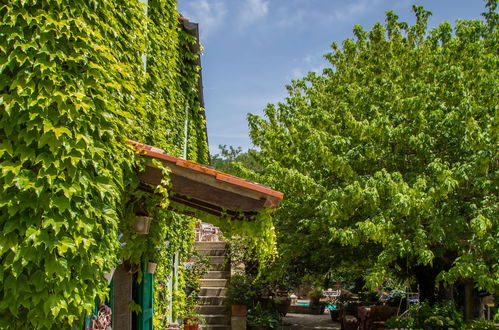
[0,0,207,328]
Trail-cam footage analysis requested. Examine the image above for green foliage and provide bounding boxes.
[151,211,198,326]
[247,302,282,329]
[183,251,210,313]
[1,0,208,328]
[211,145,264,174]
[308,286,325,299]
[386,302,464,330]
[170,201,278,266]
[247,3,498,294]
[225,273,254,306]
[465,319,498,330]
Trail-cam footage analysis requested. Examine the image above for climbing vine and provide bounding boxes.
[0,0,207,328]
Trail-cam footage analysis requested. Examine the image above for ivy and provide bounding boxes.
[1,0,208,328]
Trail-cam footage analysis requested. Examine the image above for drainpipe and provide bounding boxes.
[182,105,189,159]
[141,0,147,72]
[173,107,188,320]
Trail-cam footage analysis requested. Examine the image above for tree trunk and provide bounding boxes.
[464,278,475,321]
[413,264,437,304]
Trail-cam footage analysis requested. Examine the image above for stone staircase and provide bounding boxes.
[194,241,230,330]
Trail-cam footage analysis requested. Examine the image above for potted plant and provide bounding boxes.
[183,315,201,330]
[274,297,291,316]
[226,274,252,316]
[247,302,281,329]
[309,286,324,306]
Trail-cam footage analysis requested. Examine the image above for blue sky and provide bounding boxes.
[177,0,487,155]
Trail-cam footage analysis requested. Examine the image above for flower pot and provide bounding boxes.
[310,297,321,306]
[183,317,199,329]
[276,297,291,316]
[183,325,199,330]
[147,262,157,274]
[330,309,340,322]
[134,216,152,234]
[231,304,248,316]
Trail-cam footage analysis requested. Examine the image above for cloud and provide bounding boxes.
[288,53,328,80]
[180,0,227,39]
[326,0,387,22]
[209,144,221,155]
[240,0,269,25]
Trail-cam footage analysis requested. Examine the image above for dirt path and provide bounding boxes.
[281,313,341,329]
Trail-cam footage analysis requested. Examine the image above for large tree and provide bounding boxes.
[248,3,498,303]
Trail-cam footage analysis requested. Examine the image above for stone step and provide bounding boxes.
[194,241,226,250]
[208,256,226,265]
[200,314,230,325]
[196,305,228,314]
[209,262,229,271]
[188,255,227,265]
[200,287,226,297]
[202,271,230,279]
[200,279,227,287]
[199,296,225,305]
[197,249,226,256]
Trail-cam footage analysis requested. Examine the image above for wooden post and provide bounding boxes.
[464,278,474,321]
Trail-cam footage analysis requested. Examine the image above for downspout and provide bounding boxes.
[141,0,147,72]
[172,101,189,323]
[182,105,189,159]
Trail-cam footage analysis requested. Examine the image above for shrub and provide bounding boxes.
[465,319,497,330]
[386,302,464,330]
[247,302,281,329]
[225,274,254,306]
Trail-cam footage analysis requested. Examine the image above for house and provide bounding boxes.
[0,1,283,329]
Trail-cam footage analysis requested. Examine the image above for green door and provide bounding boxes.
[137,262,154,330]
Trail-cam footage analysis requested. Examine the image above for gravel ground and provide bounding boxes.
[281,313,341,329]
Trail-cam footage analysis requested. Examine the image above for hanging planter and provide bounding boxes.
[147,262,157,274]
[103,267,116,285]
[134,216,152,234]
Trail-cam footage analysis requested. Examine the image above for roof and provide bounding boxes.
[128,140,284,219]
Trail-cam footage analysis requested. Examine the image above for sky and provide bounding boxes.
[177,0,488,155]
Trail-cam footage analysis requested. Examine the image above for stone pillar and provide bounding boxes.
[113,266,133,330]
[231,316,247,330]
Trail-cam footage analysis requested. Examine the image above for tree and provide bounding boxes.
[248,2,498,305]
[211,144,263,174]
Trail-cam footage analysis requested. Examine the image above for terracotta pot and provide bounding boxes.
[231,304,248,316]
[310,297,321,306]
[183,317,199,330]
[330,309,340,321]
[277,298,291,316]
[183,325,199,330]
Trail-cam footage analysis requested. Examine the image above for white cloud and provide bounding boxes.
[332,0,383,22]
[180,0,227,39]
[209,144,221,155]
[288,53,328,80]
[240,0,269,26]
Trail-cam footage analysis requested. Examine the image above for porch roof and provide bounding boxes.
[128,140,283,220]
